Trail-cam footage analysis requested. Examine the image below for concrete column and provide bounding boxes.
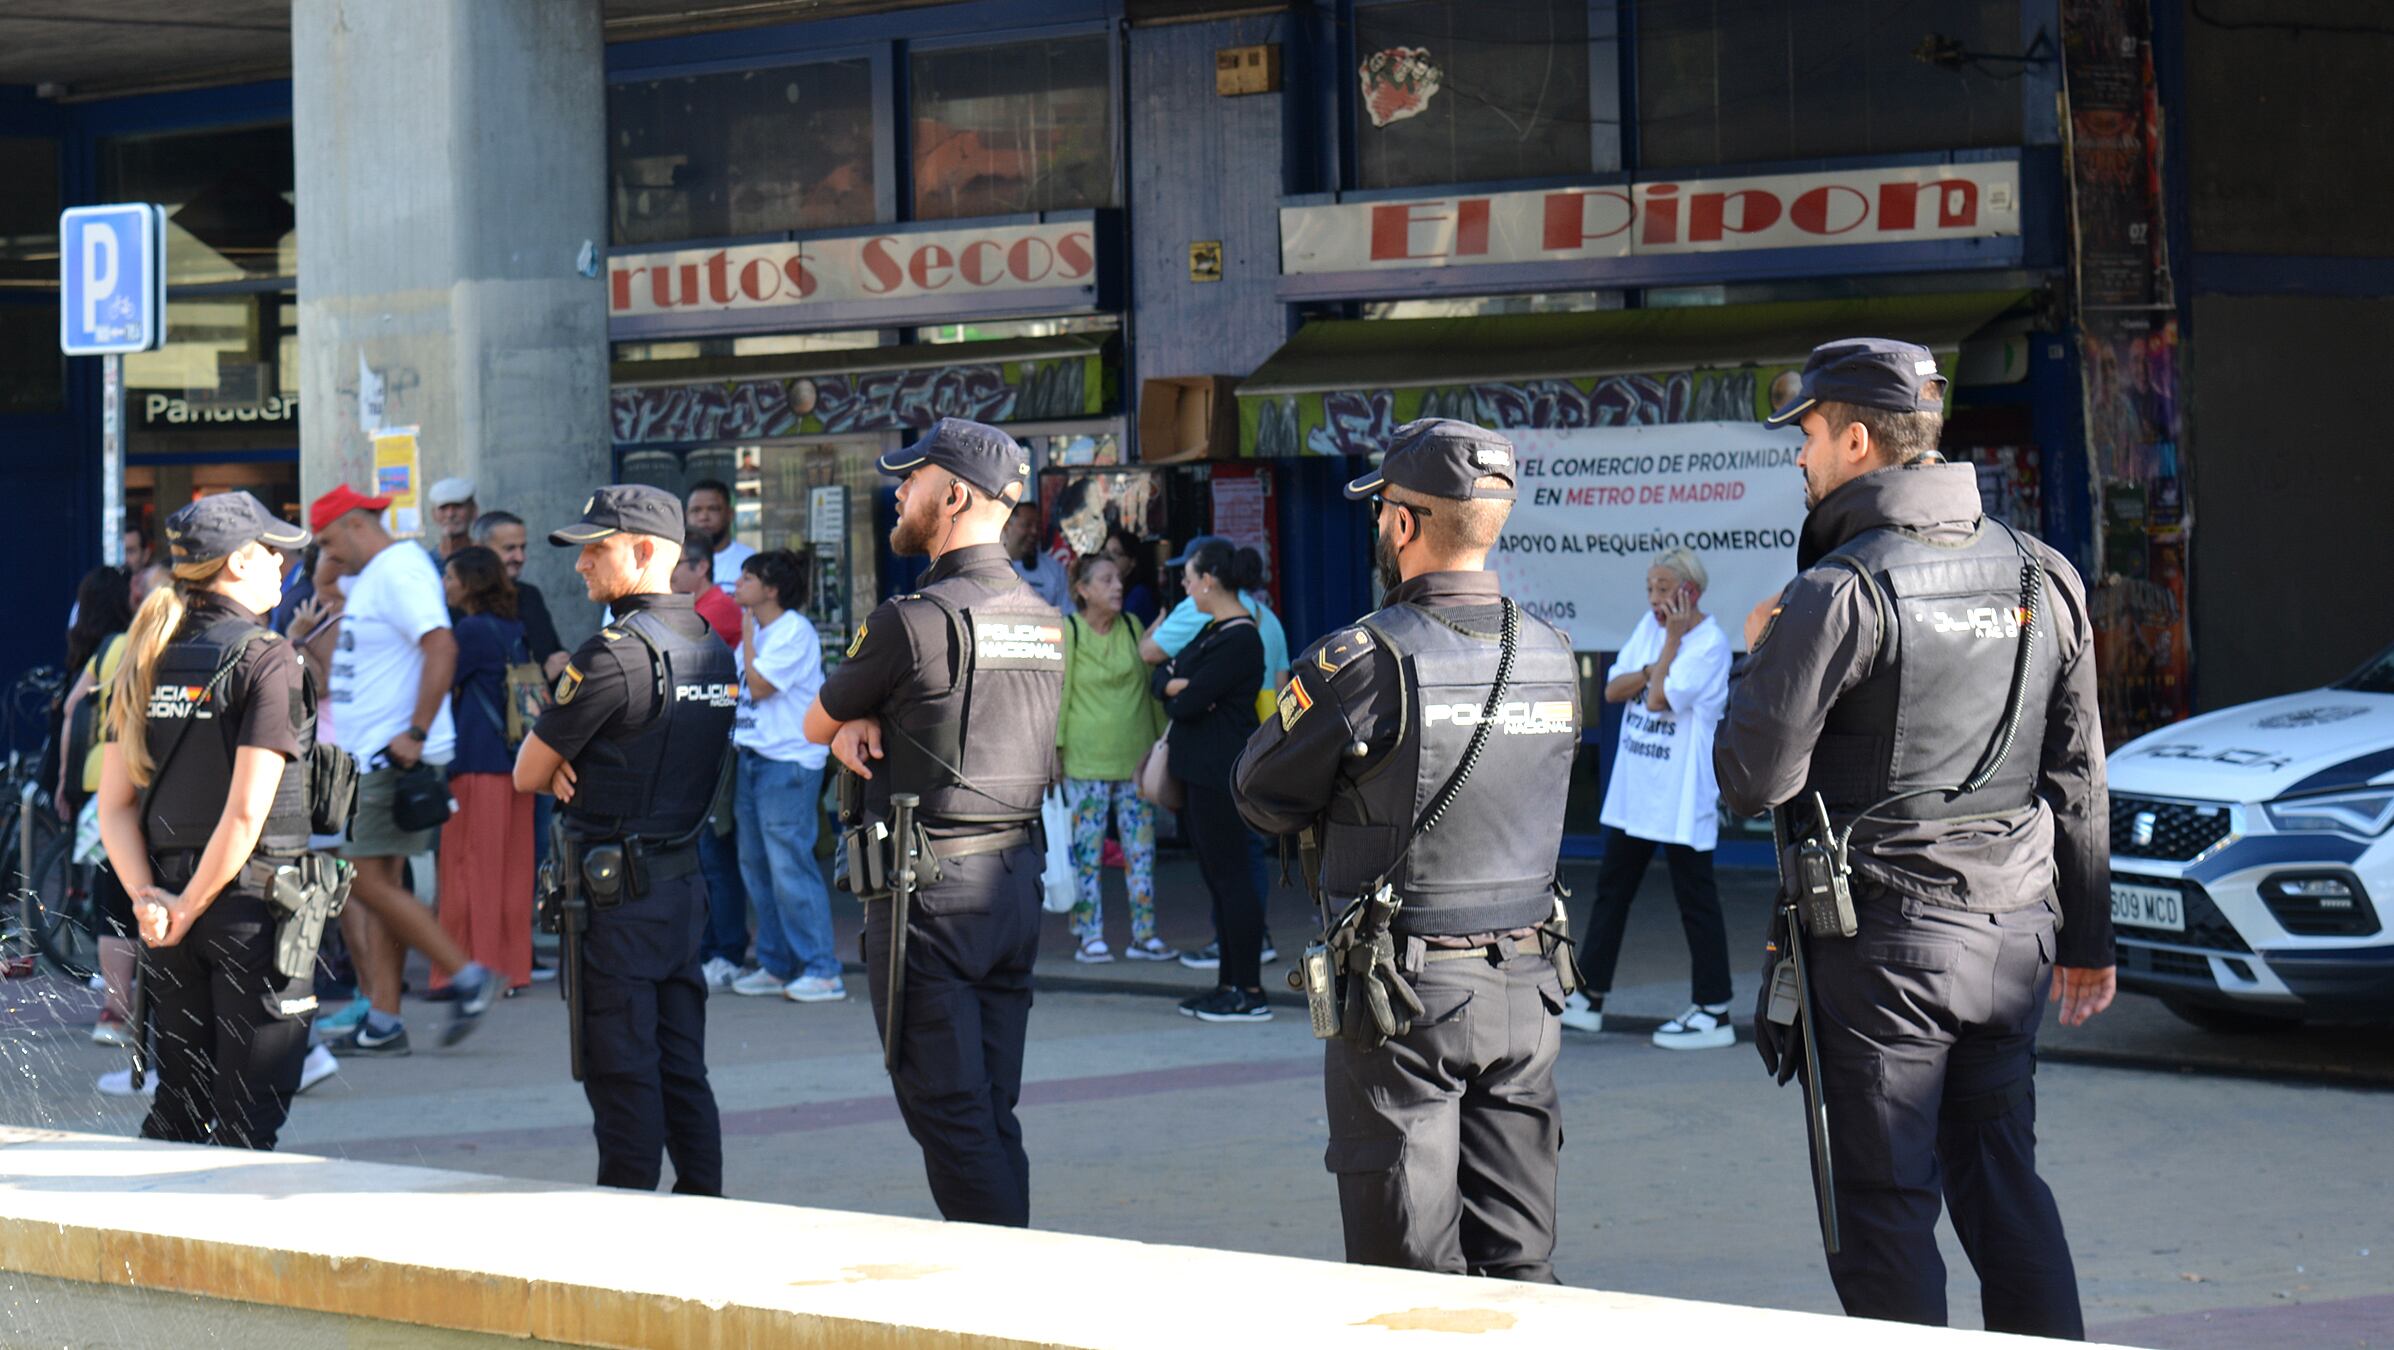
[295,0,610,638]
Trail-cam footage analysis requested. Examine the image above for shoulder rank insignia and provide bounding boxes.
[555,664,583,704]
[845,620,869,660]
[600,627,627,643]
[1277,675,1314,731]
[1313,627,1375,678]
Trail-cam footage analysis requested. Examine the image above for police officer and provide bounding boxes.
[514,485,738,1195]
[802,418,1062,1229]
[93,492,318,1150]
[1233,419,1581,1281]
[1716,339,2114,1336]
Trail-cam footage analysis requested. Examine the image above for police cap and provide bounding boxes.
[549,484,686,546]
[1343,418,1517,503]
[164,491,310,566]
[1764,337,1947,428]
[874,417,1030,502]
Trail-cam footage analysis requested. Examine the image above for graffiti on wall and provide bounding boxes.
[1242,367,1771,457]
[611,354,1101,446]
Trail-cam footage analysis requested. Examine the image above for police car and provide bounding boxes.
[2106,643,2394,1028]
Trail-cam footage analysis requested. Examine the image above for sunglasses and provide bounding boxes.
[1369,496,1434,524]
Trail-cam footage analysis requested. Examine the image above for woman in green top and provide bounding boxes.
[1058,554,1174,964]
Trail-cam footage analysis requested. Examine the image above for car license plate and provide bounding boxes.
[2112,881,2185,933]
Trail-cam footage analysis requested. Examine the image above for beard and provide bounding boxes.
[889,504,938,557]
[1372,525,1403,593]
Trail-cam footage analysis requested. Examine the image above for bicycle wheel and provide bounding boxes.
[24,829,103,981]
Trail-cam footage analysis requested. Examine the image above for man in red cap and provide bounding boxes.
[310,485,499,1054]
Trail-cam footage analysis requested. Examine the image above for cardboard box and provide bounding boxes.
[1215,44,1281,97]
[1138,375,1241,462]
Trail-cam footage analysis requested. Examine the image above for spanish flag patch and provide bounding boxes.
[1277,675,1314,731]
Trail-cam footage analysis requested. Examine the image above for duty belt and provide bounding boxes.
[149,848,304,891]
[1417,926,1545,965]
[923,824,1035,866]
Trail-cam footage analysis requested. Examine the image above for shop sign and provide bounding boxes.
[610,221,1099,321]
[611,353,1105,446]
[140,391,299,426]
[1280,162,2019,275]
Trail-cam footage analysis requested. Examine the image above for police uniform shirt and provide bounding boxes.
[130,593,312,769]
[531,592,705,763]
[817,543,1015,725]
[1713,465,2112,968]
[1236,570,1564,838]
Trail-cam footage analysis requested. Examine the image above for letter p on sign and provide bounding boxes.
[59,204,166,355]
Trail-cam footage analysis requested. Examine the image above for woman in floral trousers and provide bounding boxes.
[1058,553,1175,963]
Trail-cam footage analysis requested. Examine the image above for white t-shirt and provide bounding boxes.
[329,543,456,762]
[1598,611,1731,850]
[733,609,828,768]
[711,538,756,595]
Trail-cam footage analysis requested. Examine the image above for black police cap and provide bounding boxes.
[1343,419,1518,503]
[1764,337,1947,428]
[875,417,1030,502]
[550,484,686,546]
[164,491,310,566]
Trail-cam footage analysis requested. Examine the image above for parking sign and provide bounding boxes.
[59,204,167,355]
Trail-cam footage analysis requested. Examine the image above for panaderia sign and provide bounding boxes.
[610,220,1098,322]
[1281,162,2019,275]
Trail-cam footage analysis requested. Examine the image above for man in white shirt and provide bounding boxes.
[1563,546,1737,1050]
[1002,503,1069,611]
[686,479,754,594]
[310,485,498,1055]
[725,548,842,1003]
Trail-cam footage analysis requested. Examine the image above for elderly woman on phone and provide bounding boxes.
[1560,546,1738,1050]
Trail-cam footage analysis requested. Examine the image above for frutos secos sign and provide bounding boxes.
[1280,162,2019,274]
[610,221,1098,321]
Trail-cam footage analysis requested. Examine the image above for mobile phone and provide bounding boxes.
[1676,583,1696,610]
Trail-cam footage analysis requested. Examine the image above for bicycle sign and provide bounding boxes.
[59,204,167,355]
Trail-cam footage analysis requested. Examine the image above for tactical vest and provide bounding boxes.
[143,610,313,857]
[1802,521,2057,823]
[1318,602,1580,936]
[874,573,1064,827]
[563,606,739,842]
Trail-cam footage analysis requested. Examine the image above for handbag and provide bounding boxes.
[1135,734,1182,811]
[383,757,454,832]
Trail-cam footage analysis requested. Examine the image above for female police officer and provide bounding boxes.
[95,491,318,1150]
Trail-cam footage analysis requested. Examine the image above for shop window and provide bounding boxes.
[0,137,59,285]
[1639,0,2023,169]
[101,123,295,284]
[1352,0,1592,190]
[611,59,878,246]
[910,35,1115,220]
[0,304,63,414]
[124,296,298,455]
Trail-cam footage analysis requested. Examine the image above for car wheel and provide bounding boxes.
[2161,997,2306,1034]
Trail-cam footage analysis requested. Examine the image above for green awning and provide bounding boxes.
[1237,292,2030,396]
[1235,291,2031,457]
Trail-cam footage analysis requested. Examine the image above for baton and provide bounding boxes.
[1771,806,1840,1255]
[883,793,918,1074]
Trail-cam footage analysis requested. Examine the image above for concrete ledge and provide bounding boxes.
[0,1127,2104,1347]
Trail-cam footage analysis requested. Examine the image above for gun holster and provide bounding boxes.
[265,854,352,986]
[582,844,628,909]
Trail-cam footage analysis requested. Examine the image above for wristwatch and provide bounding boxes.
[401,725,427,742]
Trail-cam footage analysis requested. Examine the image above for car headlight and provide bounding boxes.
[2263,787,2394,837]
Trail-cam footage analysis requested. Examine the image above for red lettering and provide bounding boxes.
[909,243,954,291]
[1454,199,1490,256]
[1541,189,1634,251]
[1368,201,1451,261]
[959,239,1004,287]
[649,263,699,309]
[1933,179,1978,228]
[1640,184,1680,246]
[1687,189,1783,242]
[1879,181,1921,231]
[736,258,778,303]
[1007,236,1054,283]
[1877,178,1979,232]
[859,237,904,295]
[610,265,640,313]
[1055,230,1095,279]
[781,254,816,299]
[1791,185,1869,235]
[705,250,734,305]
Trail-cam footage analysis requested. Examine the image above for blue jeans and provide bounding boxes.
[735,749,838,981]
[696,819,747,967]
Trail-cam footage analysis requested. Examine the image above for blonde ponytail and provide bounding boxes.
[107,558,227,787]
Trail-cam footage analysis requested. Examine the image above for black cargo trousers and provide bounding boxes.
[1322,941,1568,1282]
[1804,885,2083,1339]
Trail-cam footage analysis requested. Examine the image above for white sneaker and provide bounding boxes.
[97,1068,156,1097]
[730,969,787,997]
[91,1017,132,1048]
[700,957,741,991]
[1559,990,1603,1033]
[298,1044,341,1094]
[1124,937,1180,962]
[784,975,846,1003]
[1653,1004,1736,1050]
[1074,939,1113,964]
